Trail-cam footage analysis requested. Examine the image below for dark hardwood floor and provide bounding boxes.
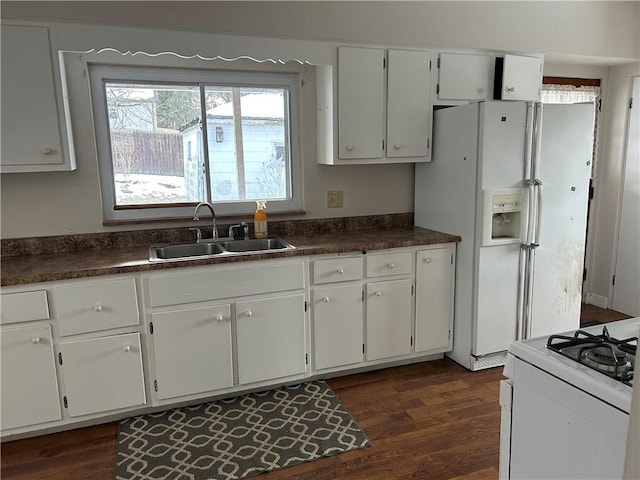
[1,305,631,480]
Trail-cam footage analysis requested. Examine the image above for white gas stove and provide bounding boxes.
[499,317,639,480]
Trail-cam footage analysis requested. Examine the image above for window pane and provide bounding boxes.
[202,86,289,202]
[105,82,201,206]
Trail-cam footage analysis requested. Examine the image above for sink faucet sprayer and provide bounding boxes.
[193,202,218,241]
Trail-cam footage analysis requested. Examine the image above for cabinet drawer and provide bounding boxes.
[53,278,139,336]
[147,260,305,307]
[313,257,363,284]
[0,290,49,325]
[366,252,413,277]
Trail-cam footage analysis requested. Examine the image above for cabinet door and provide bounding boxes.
[151,305,233,400]
[415,248,453,353]
[1,324,61,430]
[500,54,542,101]
[236,294,306,384]
[312,285,363,370]
[338,46,384,159]
[60,333,146,417]
[437,53,491,101]
[366,279,412,360]
[387,49,431,158]
[0,25,73,172]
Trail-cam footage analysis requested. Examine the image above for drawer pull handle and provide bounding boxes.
[322,297,330,303]
[31,337,41,344]
[245,310,253,317]
[393,144,401,150]
[346,145,353,152]
[94,304,104,312]
[424,257,432,263]
[337,268,345,275]
[375,291,382,297]
[507,86,515,93]
[122,345,131,352]
[215,314,224,322]
[387,263,396,269]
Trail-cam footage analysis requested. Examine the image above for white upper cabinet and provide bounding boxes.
[0,24,76,173]
[497,54,543,102]
[437,53,492,101]
[335,46,432,164]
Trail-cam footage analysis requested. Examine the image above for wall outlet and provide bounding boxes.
[327,190,344,208]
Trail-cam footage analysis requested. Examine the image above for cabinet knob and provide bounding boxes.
[41,148,54,155]
[423,257,432,263]
[387,263,396,269]
[322,296,330,303]
[215,314,224,321]
[122,345,131,352]
[245,310,253,317]
[94,304,103,312]
[375,291,382,296]
[337,268,345,275]
[346,145,353,152]
[393,144,401,150]
[31,337,41,344]
[506,86,515,93]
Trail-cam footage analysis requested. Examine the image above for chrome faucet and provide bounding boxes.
[228,222,249,240]
[193,202,218,241]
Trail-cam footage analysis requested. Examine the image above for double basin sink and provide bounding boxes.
[149,237,295,262]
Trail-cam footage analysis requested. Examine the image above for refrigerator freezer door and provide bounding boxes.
[529,103,594,338]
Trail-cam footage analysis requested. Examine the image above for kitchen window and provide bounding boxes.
[89,65,301,222]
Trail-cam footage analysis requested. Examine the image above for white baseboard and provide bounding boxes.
[583,292,609,309]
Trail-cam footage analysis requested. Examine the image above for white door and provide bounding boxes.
[437,52,491,101]
[60,333,146,417]
[500,54,542,102]
[312,284,363,370]
[387,49,431,158]
[151,305,233,400]
[1,324,62,430]
[612,76,640,316]
[236,294,306,384]
[529,104,594,338]
[365,279,412,360]
[337,46,384,159]
[415,248,453,353]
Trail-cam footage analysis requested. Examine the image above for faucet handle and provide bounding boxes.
[240,222,249,240]
[189,227,203,242]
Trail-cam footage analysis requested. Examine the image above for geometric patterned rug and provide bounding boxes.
[115,381,371,479]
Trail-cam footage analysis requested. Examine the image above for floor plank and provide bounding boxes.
[1,304,626,479]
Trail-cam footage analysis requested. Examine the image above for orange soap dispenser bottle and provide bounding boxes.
[254,200,268,239]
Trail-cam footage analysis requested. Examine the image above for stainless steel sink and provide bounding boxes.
[149,242,225,261]
[218,238,293,252]
[149,237,294,261]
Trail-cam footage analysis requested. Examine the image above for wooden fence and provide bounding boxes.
[111,131,183,176]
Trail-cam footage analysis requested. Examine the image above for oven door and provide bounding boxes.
[509,358,629,479]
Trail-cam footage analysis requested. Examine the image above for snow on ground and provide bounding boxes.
[115,174,189,204]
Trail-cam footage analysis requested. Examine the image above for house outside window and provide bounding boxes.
[89,65,301,222]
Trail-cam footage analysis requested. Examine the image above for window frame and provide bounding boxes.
[89,64,302,223]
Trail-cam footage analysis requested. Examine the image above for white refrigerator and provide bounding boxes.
[415,101,595,370]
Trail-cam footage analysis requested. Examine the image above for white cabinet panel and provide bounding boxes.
[0,24,75,172]
[499,54,542,102]
[437,53,491,101]
[1,324,61,430]
[366,251,413,278]
[387,49,431,158]
[338,46,385,160]
[366,278,412,361]
[53,277,139,336]
[60,332,146,417]
[151,305,233,400]
[312,284,363,370]
[0,290,49,325]
[313,256,363,284]
[415,248,453,353]
[236,294,306,385]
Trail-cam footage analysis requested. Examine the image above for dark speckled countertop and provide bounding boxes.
[0,216,460,287]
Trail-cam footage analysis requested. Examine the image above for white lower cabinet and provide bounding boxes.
[151,305,233,400]
[0,324,62,430]
[59,332,146,417]
[312,284,364,370]
[415,247,455,353]
[365,279,413,360]
[236,294,307,385]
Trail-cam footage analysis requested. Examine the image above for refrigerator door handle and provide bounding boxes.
[516,246,528,341]
[524,183,536,246]
[533,180,544,247]
[524,102,535,181]
[532,102,543,180]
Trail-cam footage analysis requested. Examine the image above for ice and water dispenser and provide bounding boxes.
[482,188,523,246]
